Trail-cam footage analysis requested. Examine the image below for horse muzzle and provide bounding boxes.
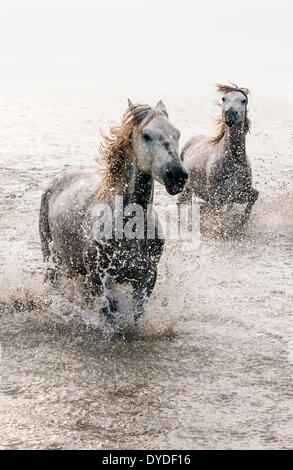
[162,165,188,195]
[225,109,238,127]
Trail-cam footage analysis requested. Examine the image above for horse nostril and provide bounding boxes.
[162,165,188,194]
[166,169,173,179]
[225,109,238,126]
[226,109,237,118]
[183,169,188,181]
[165,168,187,183]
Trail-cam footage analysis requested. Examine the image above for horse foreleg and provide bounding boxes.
[44,248,61,284]
[83,246,120,322]
[177,188,193,233]
[242,188,259,223]
[83,247,104,295]
[207,189,225,213]
[177,185,191,206]
[132,270,157,322]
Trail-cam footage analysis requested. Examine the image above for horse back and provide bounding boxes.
[43,169,103,270]
[180,135,207,162]
[180,135,211,201]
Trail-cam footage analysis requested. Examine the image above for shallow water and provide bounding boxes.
[0,96,292,449]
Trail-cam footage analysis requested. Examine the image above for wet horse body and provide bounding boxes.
[179,85,258,221]
[39,101,187,319]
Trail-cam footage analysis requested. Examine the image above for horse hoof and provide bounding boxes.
[134,310,144,323]
[240,214,249,226]
[102,307,118,323]
[44,268,59,285]
[101,297,119,323]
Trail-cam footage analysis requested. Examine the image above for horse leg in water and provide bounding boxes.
[241,188,259,223]
[83,246,104,296]
[45,248,61,283]
[208,194,225,214]
[177,186,193,232]
[83,246,118,319]
[132,270,157,322]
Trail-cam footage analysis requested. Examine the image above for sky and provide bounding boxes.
[0,0,292,100]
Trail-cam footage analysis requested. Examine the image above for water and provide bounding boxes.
[0,96,292,449]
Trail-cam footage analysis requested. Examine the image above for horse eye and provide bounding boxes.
[241,98,246,104]
[142,132,152,143]
[222,97,226,102]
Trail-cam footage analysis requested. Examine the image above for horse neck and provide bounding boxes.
[222,122,247,162]
[121,154,154,209]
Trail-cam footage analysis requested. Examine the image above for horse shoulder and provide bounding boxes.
[43,169,104,261]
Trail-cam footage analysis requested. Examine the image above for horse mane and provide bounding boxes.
[208,83,251,147]
[97,102,168,199]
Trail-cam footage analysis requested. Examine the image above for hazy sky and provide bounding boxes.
[0,0,292,99]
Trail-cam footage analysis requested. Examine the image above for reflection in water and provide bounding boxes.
[0,98,292,449]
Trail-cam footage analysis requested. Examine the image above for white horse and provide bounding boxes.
[39,100,188,321]
[178,84,258,223]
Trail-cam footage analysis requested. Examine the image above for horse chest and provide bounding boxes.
[96,238,164,284]
[220,164,251,196]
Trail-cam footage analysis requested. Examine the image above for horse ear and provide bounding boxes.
[156,100,167,114]
[238,87,249,98]
[127,98,134,108]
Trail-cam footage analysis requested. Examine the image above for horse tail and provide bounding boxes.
[39,189,52,262]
